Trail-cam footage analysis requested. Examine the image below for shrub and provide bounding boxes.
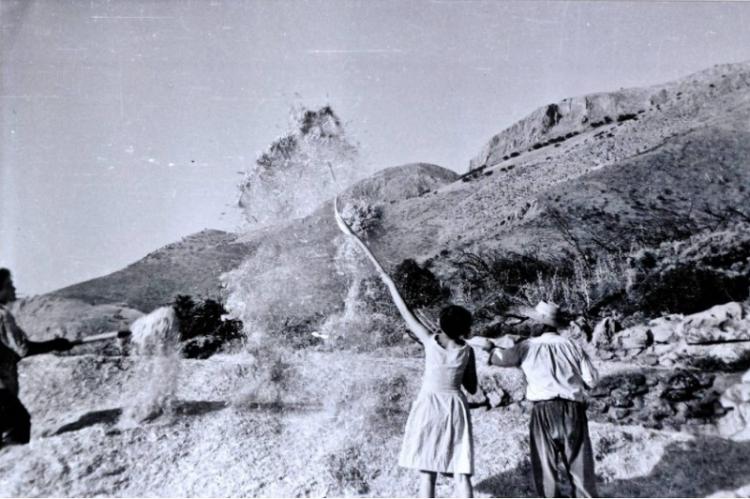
[617,113,638,123]
[517,254,629,316]
[340,201,383,239]
[456,251,562,297]
[172,295,244,358]
[393,259,449,308]
[627,265,748,316]
[625,225,750,316]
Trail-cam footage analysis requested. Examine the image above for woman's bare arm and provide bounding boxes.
[334,199,432,344]
[461,348,478,395]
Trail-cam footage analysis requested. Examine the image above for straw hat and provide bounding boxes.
[517,301,564,328]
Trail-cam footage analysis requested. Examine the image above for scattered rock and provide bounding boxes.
[593,317,620,350]
[487,388,510,408]
[681,302,750,345]
[476,369,525,406]
[612,325,653,351]
[610,389,635,408]
[661,372,701,402]
[718,369,750,440]
[611,407,631,420]
[492,335,518,349]
[648,314,683,343]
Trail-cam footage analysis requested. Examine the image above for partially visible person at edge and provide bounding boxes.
[0,268,73,448]
[334,206,479,498]
[482,301,599,498]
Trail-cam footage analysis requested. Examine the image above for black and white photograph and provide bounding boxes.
[2,0,750,496]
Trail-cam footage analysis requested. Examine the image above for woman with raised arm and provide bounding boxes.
[334,200,478,498]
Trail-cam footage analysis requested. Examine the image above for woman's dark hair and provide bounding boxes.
[0,268,10,288]
[439,305,472,340]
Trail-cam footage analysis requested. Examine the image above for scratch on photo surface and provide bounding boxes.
[306,49,404,55]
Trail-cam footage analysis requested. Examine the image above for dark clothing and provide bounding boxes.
[530,399,597,498]
[0,388,31,448]
[0,304,29,396]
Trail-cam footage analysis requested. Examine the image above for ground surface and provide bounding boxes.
[1,350,748,497]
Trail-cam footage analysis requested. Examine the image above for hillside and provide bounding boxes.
[49,229,256,312]
[222,62,750,334]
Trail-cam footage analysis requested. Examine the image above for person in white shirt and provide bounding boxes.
[482,301,599,498]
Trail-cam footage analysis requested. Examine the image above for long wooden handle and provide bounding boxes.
[72,330,131,345]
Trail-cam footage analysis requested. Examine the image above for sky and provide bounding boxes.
[2,0,750,296]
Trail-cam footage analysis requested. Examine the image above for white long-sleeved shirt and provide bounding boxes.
[489,333,598,402]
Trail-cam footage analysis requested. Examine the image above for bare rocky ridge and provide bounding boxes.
[469,61,750,170]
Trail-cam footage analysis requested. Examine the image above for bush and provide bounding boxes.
[393,259,449,308]
[627,265,748,316]
[340,201,383,239]
[456,251,562,297]
[617,113,638,123]
[172,295,244,358]
[626,225,750,316]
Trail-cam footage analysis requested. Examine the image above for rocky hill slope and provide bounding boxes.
[12,230,254,341]
[220,62,750,334]
[50,229,255,312]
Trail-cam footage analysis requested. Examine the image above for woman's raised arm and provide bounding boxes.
[334,199,432,344]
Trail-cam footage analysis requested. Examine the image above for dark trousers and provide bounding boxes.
[0,389,31,448]
[530,399,597,498]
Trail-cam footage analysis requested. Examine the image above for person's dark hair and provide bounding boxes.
[439,305,472,340]
[0,268,10,288]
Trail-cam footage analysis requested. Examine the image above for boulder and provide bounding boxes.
[592,317,621,350]
[648,314,683,343]
[476,366,527,404]
[681,302,750,345]
[610,388,635,408]
[661,372,702,402]
[718,369,750,440]
[675,342,750,369]
[612,325,653,351]
[492,335,519,349]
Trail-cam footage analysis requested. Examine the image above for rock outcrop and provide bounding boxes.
[469,61,750,170]
[593,302,750,369]
[718,369,750,441]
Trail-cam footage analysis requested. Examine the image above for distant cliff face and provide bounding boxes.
[469,62,750,170]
